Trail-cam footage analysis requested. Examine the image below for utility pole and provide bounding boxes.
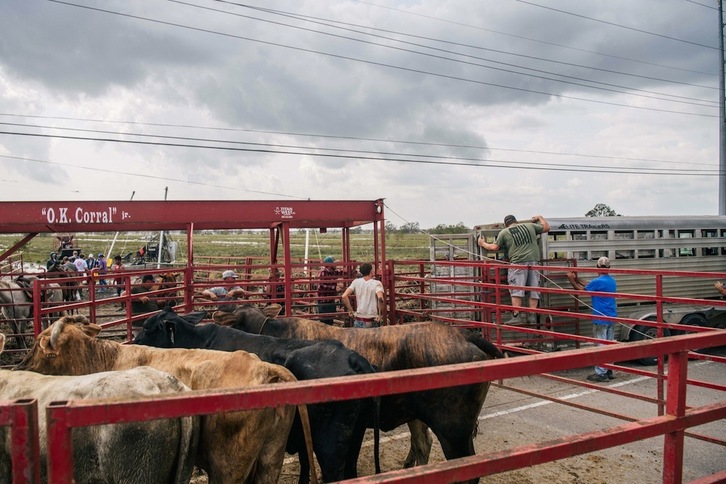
[720,0,726,214]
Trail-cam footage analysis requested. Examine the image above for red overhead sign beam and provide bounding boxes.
[0,199,385,233]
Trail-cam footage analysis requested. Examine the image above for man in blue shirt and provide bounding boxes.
[567,256,617,383]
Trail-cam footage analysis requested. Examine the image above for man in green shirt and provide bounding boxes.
[478,214,550,324]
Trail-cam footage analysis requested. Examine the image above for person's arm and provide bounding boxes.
[567,271,586,291]
[715,281,726,296]
[227,287,249,299]
[477,235,500,252]
[375,286,386,324]
[532,215,550,232]
[201,289,218,301]
[341,286,355,318]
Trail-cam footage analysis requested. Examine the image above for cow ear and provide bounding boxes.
[183,311,207,325]
[79,324,103,338]
[263,304,282,318]
[38,335,60,358]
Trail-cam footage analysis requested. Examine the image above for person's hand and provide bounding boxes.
[715,281,723,291]
[532,215,542,222]
[374,315,383,324]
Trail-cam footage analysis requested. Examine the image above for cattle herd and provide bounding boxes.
[1,302,504,483]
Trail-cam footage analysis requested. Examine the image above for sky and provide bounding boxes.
[0,0,722,230]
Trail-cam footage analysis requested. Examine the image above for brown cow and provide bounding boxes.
[0,334,199,483]
[214,304,504,484]
[16,315,313,484]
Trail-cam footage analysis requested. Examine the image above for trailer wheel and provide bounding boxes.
[672,313,708,336]
[629,317,671,365]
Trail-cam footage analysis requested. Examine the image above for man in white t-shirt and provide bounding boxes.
[341,262,385,328]
[74,254,89,274]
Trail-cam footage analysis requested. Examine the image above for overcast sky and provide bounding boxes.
[0,0,721,229]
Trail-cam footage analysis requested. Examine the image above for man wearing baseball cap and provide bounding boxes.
[567,256,617,383]
[201,269,248,301]
[478,214,550,325]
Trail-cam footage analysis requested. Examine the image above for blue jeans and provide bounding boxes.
[354,319,379,329]
[593,323,614,375]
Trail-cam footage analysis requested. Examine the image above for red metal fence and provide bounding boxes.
[1,331,723,482]
[1,259,725,481]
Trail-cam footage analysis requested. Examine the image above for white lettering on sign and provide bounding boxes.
[275,206,295,219]
[41,206,118,224]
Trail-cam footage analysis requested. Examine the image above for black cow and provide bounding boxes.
[133,306,380,483]
[214,304,505,484]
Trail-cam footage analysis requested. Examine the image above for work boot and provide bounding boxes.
[606,369,615,380]
[587,373,609,383]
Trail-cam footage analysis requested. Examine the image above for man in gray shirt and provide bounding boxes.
[478,214,550,324]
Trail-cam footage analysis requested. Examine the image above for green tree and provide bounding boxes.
[585,204,620,217]
[400,222,420,234]
[385,221,398,233]
[428,222,471,234]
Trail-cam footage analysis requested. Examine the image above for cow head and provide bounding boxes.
[14,315,102,375]
[134,306,207,348]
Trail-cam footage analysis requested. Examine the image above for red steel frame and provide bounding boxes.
[37,330,726,483]
[0,399,40,484]
[0,199,388,318]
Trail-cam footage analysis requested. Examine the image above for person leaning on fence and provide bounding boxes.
[341,262,385,328]
[567,256,617,383]
[201,270,248,301]
[121,274,158,315]
[317,256,342,325]
[478,214,550,325]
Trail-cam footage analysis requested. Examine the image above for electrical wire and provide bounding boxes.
[44,0,718,118]
[0,130,716,176]
[0,112,716,168]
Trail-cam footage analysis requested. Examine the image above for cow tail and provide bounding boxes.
[175,415,200,484]
[463,330,505,359]
[296,404,320,484]
[373,396,381,474]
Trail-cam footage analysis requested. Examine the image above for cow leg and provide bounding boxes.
[249,408,294,484]
[403,420,432,468]
[297,450,311,484]
[343,407,369,479]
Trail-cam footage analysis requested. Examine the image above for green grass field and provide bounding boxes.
[0,230,434,267]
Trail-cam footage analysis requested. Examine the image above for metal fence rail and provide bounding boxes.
[0,331,720,482]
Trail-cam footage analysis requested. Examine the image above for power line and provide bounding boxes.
[0,130,716,176]
[46,0,717,118]
[0,114,714,168]
[203,1,716,107]
[354,0,718,76]
[513,0,717,50]
[229,2,718,95]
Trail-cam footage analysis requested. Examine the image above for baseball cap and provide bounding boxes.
[222,270,238,279]
[142,274,155,282]
[597,256,610,268]
[324,256,335,263]
[504,215,517,227]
